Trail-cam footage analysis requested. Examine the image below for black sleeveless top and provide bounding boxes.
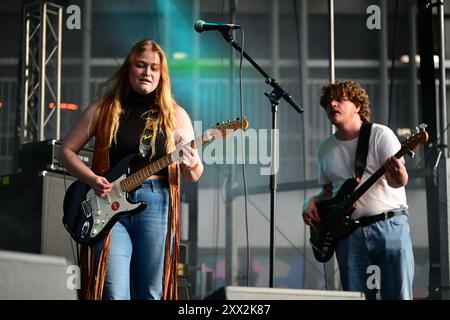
[109,90,168,176]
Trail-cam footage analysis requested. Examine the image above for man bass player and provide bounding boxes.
[302,81,414,300]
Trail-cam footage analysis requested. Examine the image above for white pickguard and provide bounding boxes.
[83,174,141,238]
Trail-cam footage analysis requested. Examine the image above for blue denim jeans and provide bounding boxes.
[335,212,414,300]
[97,179,170,300]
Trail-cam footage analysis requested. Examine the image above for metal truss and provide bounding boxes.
[21,1,62,143]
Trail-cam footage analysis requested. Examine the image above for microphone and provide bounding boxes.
[194,20,241,33]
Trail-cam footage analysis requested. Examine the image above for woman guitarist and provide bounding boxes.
[60,39,203,300]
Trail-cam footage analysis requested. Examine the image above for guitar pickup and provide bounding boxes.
[81,200,93,218]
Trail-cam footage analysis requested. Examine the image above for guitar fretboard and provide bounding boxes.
[120,134,205,193]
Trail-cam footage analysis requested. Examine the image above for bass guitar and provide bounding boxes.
[310,124,429,263]
[63,118,249,244]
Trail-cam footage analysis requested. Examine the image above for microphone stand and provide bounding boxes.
[220,30,303,288]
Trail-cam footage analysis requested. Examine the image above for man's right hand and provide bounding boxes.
[302,184,332,226]
[302,198,322,226]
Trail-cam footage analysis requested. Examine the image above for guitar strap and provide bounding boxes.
[354,122,373,179]
[139,107,160,158]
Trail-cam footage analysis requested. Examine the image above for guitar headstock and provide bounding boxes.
[204,118,249,142]
[399,123,429,158]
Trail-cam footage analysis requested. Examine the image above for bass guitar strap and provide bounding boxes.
[354,122,373,179]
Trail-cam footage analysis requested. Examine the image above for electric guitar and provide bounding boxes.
[63,118,249,244]
[310,124,429,263]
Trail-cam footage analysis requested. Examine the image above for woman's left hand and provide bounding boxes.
[178,144,199,170]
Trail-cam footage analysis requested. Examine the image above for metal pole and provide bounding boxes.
[162,0,171,55]
[39,2,47,141]
[189,0,200,297]
[271,0,280,79]
[325,0,338,291]
[438,0,447,155]
[329,0,336,138]
[81,0,92,111]
[225,0,238,287]
[299,0,309,288]
[23,9,30,142]
[56,5,62,140]
[329,0,335,84]
[379,0,389,125]
[408,1,419,128]
[269,0,280,289]
[193,0,200,115]
[437,0,450,300]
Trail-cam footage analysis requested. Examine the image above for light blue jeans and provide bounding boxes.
[97,179,170,300]
[335,212,414,300]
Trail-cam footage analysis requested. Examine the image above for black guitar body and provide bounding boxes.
[310,177,359,263]
[62,154,146,244]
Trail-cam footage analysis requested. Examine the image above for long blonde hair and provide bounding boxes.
[98,39,177,157]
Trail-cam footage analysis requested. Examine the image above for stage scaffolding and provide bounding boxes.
[20,1,62,143]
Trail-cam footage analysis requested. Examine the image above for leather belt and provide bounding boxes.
[353,209,407,227]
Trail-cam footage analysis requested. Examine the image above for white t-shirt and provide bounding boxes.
[317,123,408,219]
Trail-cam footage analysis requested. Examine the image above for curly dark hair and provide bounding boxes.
[319,80,372,123]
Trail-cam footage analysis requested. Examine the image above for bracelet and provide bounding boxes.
[187,161,200,171]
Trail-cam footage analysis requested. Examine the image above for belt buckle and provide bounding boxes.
[385,210,400,220]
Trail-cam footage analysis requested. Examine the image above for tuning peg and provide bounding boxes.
[408,150,416,158]
[419,123,427,131]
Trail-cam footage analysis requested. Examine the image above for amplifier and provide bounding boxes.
[18,139,93,173]
[0,171,77,263]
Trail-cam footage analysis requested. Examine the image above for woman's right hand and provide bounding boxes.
[90,175,113,197]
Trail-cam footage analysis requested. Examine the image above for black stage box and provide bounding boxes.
[18,139,92,173]
[0,171,77,263]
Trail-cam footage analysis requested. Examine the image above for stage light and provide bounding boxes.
[49,102,78,110]
[173,52,188,60]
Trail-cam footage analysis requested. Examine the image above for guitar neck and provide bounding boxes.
[120,134,205,192]
[343,149,403,207]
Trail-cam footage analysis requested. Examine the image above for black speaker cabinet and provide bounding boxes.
[0,171,76,263]
[18,139,92,174]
